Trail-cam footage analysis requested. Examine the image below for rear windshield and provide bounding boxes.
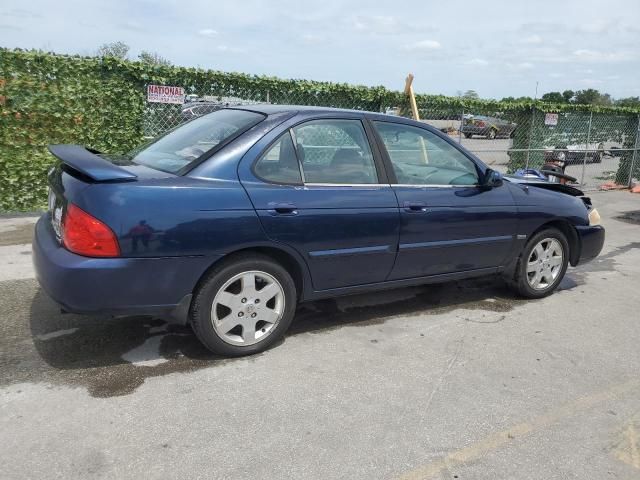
[129,109,265,173]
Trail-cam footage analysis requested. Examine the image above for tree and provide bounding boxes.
[616,96,640,107]
[541,91,564,103]
[96,41,129,60]
[500,96,533,103]
[462,90,479,100]
[138,51,172,66]
[562,90,575,103]
[573,89,608,105]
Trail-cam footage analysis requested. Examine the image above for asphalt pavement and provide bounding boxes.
[1,191,640,479]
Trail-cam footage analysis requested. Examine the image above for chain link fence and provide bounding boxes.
[143,88,640,191]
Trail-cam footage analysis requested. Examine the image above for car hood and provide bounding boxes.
[504,175,584,196]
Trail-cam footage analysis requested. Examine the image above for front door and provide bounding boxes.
[371,120,517,280]
[240,117,399,291]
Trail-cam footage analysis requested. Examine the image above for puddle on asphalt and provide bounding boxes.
[0,222,36,246]
[615,210,640,225]
[2,241,637,398]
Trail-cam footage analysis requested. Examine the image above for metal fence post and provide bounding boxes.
[580,111,593,186]
[525,107,536,169]
[628,114,640,187]
[458,109,464,144]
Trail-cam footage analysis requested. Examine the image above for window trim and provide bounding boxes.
[367,118,485,187]
[251,116,390,187]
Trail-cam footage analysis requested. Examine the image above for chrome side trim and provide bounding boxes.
[308,245,392,258]
[393,184,480,188]
[304,183,391,188]
[399,235,513,250]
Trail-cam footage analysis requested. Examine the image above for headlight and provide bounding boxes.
[588,208,601,226]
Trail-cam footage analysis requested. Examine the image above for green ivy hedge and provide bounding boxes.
[1,48,639,211]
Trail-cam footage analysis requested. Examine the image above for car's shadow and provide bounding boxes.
[23,274,581,397]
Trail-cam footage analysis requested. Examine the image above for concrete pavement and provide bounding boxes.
[1,191,639,479]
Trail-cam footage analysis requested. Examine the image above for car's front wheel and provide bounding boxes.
[511,228,569,298]
[190,254,297,356]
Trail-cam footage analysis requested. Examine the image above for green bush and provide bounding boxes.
[1,48,639,211]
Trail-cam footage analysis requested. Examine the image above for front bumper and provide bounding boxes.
[575,224,605,265]
[32,214,217,320]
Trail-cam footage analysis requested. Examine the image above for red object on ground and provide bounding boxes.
[631,184,640,194]
[599,181,629,191]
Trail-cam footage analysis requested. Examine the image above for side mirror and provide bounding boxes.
[482,169,503,188]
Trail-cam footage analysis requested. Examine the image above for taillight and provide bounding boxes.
[476,121,486,127]
[62,204,120,257]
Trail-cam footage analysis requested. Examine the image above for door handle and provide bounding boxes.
[403,201,429,213]
[267,202,298,216]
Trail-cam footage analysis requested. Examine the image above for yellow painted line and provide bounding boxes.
[396,379,640,480]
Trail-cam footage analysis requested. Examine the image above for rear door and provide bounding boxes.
[239,116,399,291]
[370,119,518,280]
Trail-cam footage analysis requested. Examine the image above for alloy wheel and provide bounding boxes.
[211,270,285,346]
[526,238,564,290]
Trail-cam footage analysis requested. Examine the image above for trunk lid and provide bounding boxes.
[46,144,175,241]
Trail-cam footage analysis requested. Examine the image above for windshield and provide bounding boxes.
[129,109,265,173]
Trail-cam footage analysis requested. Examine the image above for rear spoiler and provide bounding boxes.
[48,145,137,182]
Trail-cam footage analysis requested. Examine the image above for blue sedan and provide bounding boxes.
[33,106,604,356]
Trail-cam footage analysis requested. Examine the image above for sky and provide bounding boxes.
[1,0,639,99]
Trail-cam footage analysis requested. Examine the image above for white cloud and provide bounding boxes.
[198,28,218,37]
[354,15,395,32]
[508,62,534,70]
[579,78,604,86]
[216,45,245,53]
[352,14,424,35]
[403,39,441,52]
[301,33,323,44]
[466,58,488,66]
[576,21,614,34]
[573,49,633,62]
[521,34,543,45]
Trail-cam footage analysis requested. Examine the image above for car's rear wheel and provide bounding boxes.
[486,128,497,140]
[511,228,569,298]
[190,254,297,356]
[464,133,473,139]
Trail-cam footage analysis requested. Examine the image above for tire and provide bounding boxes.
[464,133,473,139]
[486,129,497,140]
[510,228,570,299]
[190,253,297,356]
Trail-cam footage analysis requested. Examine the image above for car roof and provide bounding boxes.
[230,104,379,116]
[229,104,442,130]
